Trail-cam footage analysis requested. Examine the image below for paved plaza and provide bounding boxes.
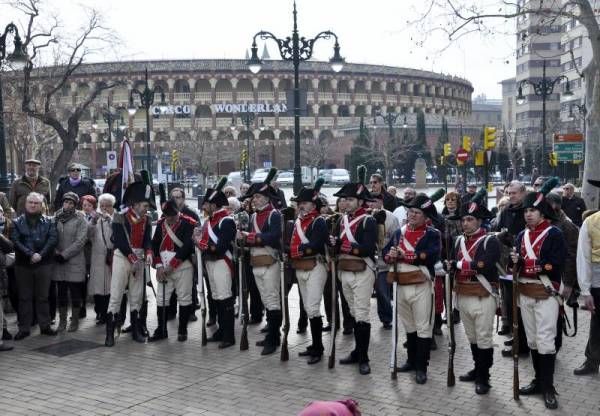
[0,284,598,416]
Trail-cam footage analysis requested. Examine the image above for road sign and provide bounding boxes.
[456,148,469,163]
[554,133,583,142]
[106,151,117,170]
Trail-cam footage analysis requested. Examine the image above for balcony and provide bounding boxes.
[237,91,254,101]
[215,92,233,101]
[300,117,315,127]
[153,118,170,129]
[337,92,351,102]
[318,92,333,102]
[257,91,274,101]
[195,92,212,102]
[260,117,276,128]
[216,117,232,128]
[354,93,368,103]
[195,118,213,129]
[278,117,293,127]
[174,118,191,128]
[173,92,191,103]
[277,91,287,101]
[337,116,354,126]
[319,117,334,127]
[370,93,383,103]
[385,95,397,105]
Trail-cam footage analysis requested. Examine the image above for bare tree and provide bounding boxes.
[10,0,122,185]
[410,0,600,206]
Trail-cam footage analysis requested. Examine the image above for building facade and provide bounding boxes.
[23,59,473,178]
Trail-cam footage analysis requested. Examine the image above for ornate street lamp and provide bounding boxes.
[127,68,167,176]
[516,60,573,175]
[373,108,401,184]
[0,22,28,191]
[247,0,344,193]
[92,97,126,152]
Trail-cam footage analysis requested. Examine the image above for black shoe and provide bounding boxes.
[359,362,371,375]
[396,361,414,372]
[459,369,476,382]
[415,370,427,384]
[148,329,168,342]
[260,343,277,355]
[260,325,269,333]
[178,333,188,342]
[498,325,511,336]
[339,351,359,365]
[189,313,198,322]
[574,361,599,376]
[218,340,235,349]
[322,325,332,332]
[40,327,57,336]
[105,313,116,347]
[504,338,513,347]
[207,330,223,343]
[299,346,315,357]
[433,326,443,336]
[430,337,437,351]
[307,354,322,365]
[476,382,491,395]
[78,307,86,319]
[122,325,132,334]
[2,328,12,341]
[206,318,216,327]
[502,348,528,358]
[519,379,541,395]
[0,344,13,351]
[342,327,353,335]
[452,309,460,325]
[543,391,558,409]
[14,331,30,341]
[382,322,392,330]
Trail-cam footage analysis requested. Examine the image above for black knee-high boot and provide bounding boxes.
[149,306,168,342]
[414,337,431,384]
[306,316,323,364]
[218,297,236,349]
[178,304,192,342]
[460,344,479,382]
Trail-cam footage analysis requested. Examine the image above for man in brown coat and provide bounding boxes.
[9,159,52,215]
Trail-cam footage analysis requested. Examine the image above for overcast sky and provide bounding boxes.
[1,0,516,98]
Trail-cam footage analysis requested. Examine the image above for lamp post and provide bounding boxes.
[127,68,166,178]
[92,97,127,152]
[373,108,401,184]
[231,112,261,183]
[0,23,28,192]
[247,0,345,193]
[516,60,572,175]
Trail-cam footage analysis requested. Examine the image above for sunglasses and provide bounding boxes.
[70,168,81,172]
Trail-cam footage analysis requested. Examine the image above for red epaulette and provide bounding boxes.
[180,213,198,226]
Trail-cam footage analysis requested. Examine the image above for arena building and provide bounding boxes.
[25,59,474,177]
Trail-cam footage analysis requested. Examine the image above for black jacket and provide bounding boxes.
[451,232,501,283]
[494,203,526,248]
[152,215,196,266]
[12,214,58,266]
[54,176,96,211]
[561,195,586,227]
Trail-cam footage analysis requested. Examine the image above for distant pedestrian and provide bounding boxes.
[561,183,586,226]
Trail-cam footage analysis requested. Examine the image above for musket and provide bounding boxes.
[446,232,456,387]
[512,252,521,401]
[237,236,249,350]
[390,235,399,380]
[326,243,337,369]
[280,226,290,362]
[196,244,208,346]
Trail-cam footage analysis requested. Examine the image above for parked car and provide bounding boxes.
[330,168,350,185]
[275,171,294,186]
[94,178,106,195]
[227,171,243,190]
[251,168,270,183]
[318,169,332,184]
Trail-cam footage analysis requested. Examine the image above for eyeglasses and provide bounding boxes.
[70,168,81,172]
[369,181,379,185]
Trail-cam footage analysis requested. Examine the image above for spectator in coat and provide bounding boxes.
[369,173,397,212]
[9,159,52,215]
[11,192,58,340]
[0,205,14,351]
[561,183,586,227]
[53,192,88,332]
[54,163,96,211]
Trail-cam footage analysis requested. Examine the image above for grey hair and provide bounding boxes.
[508,180,526,192]
[228,196,241,211]
[26,192,45,204]
[98,193,116,206]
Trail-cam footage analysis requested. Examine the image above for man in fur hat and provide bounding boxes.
[510,177,566,410]
[104,181,155,347]
[446,189,500,395]
[149,198,197,342]
[289,178,329,364]
[194,178,237,349]
[383,192,441,384]
[238,168,283,355]
[331,166,377,375]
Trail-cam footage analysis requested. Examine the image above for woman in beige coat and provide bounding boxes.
[88,193,115,325]
[53,192,88,332]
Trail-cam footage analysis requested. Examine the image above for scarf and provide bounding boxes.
[55,208,76,223]
[290,209,319,259]
[69,177,82,187]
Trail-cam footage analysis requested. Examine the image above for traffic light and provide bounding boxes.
[439,155,445,166]
[549,152,558,168]
[443,143,451,157]
[484,126,497,150]
[462,136,472,152]
[240,148,248,169]
[171,149,179,171]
